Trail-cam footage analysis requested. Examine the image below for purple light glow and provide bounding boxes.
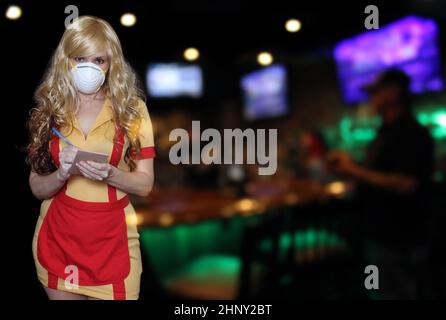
[334,16,444,103]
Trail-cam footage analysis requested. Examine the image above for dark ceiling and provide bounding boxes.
[4,0,446,59]
[3,0,446,110]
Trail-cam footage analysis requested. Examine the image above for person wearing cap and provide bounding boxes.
[328,69,434,299]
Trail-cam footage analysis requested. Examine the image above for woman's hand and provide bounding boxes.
[57,145,79,182]
[77,158,154,197]
[76,161,114,181]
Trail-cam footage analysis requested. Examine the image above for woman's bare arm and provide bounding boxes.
[29,145,78,200]
[29,170,66,200]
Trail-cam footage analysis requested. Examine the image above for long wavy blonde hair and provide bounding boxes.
[26,15,145,174]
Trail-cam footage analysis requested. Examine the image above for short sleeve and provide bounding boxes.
[131,100,156,160]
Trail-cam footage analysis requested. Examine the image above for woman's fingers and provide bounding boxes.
[77,161,110,180]
[63,158,110,181]
[78,161,106,177]
[64,145,78,153]
[77,163,104,181]
[65,149,78,162]
[75,160,114,181]
[59,150,78,164]
[60,145,78,160]
[86,161,109,171]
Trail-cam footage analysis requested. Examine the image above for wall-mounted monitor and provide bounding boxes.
[241,64,288,120]
[146,63,203,98]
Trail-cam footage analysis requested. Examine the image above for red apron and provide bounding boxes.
[37,126,130,299]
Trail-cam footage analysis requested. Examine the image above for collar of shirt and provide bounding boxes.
[72,97,115,137]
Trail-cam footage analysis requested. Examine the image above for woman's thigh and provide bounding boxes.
[44,287,88,300]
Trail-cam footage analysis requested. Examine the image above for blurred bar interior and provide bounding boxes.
[8,0,446,299]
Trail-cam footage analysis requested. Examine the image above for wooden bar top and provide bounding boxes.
[131,179,350,228]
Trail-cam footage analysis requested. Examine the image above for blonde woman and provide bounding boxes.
[26,16,155,300]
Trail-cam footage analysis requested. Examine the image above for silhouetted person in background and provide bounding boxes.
[298,130,328,182]
[328,69,434,299]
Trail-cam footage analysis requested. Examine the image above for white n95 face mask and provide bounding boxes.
[71,62,106,94]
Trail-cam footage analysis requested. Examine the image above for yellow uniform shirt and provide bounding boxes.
[57,97,155,202]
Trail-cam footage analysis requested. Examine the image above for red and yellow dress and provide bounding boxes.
[32,98,155,300]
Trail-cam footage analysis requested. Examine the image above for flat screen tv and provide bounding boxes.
[241,64,288,120]
[146,63,203,98]
[334,16,444,104]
